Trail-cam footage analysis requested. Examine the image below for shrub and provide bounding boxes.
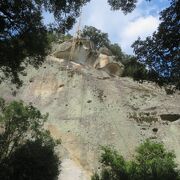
[0,98,60,180]
[92,140,180,180]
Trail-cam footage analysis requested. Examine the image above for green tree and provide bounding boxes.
[82,26,124,62]
[108,0,137,14]
[132,0,180,89]
[121,55,166,86]
[109,43,124,62]
[0,98,60,180]
[122,56,148,81]
[82,26,110,49]
[92,140,180,180]
[134,140,179,180]
[108,0,151,14]
[0,140,60,180]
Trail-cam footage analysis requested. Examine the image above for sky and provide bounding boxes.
[43,0,170,54]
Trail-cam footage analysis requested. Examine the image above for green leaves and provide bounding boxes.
[97,146,129,180]
[93,140,180,180]
[0,98,53,161]
[109,43,123,62]
[82,26,110,49]
[135,140,178,180]
[132,0,180,89]
[0,98,60,180]
[107,0,137,14]
[0,139,60,180]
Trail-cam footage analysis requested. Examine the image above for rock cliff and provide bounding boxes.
[0,39,180,180]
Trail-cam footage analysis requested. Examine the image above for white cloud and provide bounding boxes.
[119,16,159,53]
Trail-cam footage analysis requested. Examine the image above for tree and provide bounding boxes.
[82,26,124,62]
[0,98,60,180]
[98,146,129,180]
[82,26,110,49]
[109,43,124,62]
[0,140,60,180]
[134,140,179,180]
[132,0,180,89]
[108,0,151,14]
[107,0,137,14]
[92,140,180,180]
[122,55,148,81]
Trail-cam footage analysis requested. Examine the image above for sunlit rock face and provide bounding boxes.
[0,39,180,180]
[52,38,97,66]
[52,38,124,77]
[94,47,124,76]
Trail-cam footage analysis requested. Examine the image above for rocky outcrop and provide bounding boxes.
[94,48,124,76]
[52,38,97,66]
[52,39,124,76]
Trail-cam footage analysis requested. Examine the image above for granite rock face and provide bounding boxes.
[52,38,124,76]
[0,41,180,180]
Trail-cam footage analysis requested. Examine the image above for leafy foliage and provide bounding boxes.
[0,98,60,180]
[108,0,137,14]
[121,55,164,85]
[82,26,124,61]
[92,140,180,180]
[134,140,179,180]
[109,43,124,62]
[82,26,110,49]
[0,140,60,180]
[107,0,151,14]
[132,0,180,89]
[122,56,147,80]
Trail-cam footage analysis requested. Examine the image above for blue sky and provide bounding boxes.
[43,0,170,54]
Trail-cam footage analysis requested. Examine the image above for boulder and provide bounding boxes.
[51,39,124,76]
[52,38,97,66]
[94,53,124,76]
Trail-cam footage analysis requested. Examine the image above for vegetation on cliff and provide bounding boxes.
[92,140,180,180]
[0,98,60,180]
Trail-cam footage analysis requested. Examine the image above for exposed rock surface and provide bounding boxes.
[0,40,180,180]
[52,38,124,76]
